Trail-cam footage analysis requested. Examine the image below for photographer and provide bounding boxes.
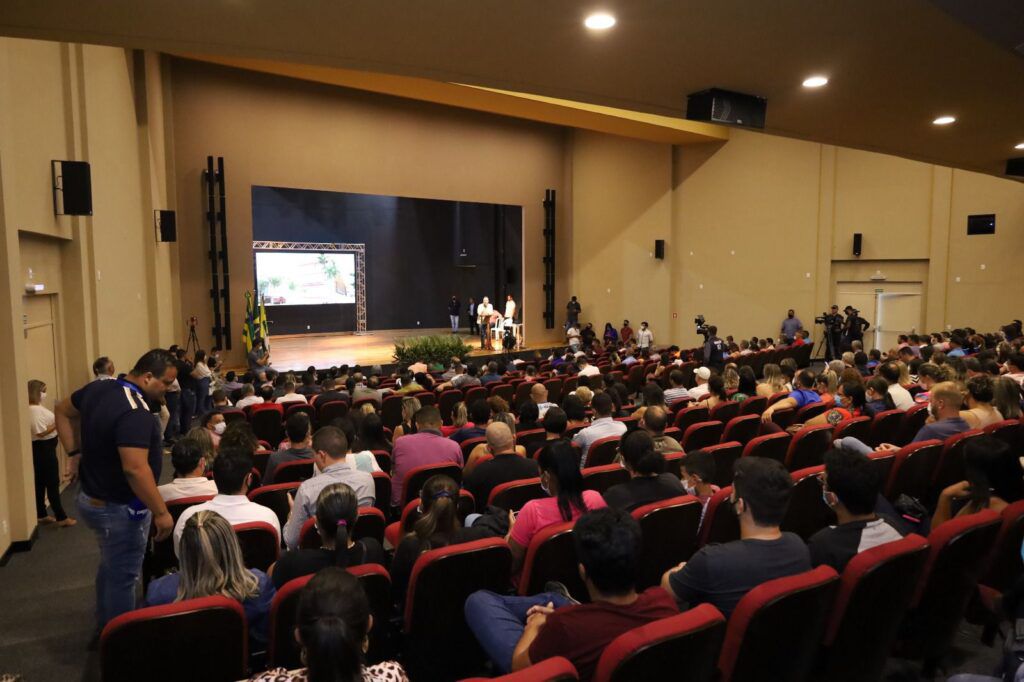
[815,305,844,361]
[842,306,870,350]
[702,324,726,371]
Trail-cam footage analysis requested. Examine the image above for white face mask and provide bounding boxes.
[213,422,227,435]
[684,477,698,496]
[40,391,48,402]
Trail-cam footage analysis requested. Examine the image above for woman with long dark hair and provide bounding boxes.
[731,366,758,403]
[270,483,385,589]
[250,567,407,682]
[506,440,607,575]
[932,435,1024,529]
[353,412,391,454]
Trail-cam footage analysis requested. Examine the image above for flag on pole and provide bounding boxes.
[257,291,270,351]
[242,290,256,353]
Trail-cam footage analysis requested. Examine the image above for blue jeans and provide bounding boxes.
[464,590,573,674]
[196,377,212,413]
[77,492,151,629]
[835,436,874,455]
[179,388,196,435]
[450,315,460,332]
[164,390,181,440]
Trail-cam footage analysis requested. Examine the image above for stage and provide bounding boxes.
[261,328,552,371]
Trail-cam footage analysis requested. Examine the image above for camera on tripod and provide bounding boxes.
[695,314,710,337]
[815,312,841,327]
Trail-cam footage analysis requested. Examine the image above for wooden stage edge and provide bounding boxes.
[259,328,564,371]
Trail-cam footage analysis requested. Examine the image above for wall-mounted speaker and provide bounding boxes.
[686,88,767,129]
[1006,157,1024,178]
[51,160,92,216]
[967,214,995,235]
[654,239,665,259]
[852,232,863,257]
[155,210,177,242]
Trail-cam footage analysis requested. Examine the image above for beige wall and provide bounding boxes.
[0,38,179,556]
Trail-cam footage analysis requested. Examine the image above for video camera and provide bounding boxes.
[814,312,843,329]
[695,314,710,337]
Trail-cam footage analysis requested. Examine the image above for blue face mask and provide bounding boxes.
[1020,539,1024,566]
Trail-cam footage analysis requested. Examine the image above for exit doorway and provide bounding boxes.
[834,282,923,352]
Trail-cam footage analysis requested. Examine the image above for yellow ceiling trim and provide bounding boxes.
[174,53,729,146]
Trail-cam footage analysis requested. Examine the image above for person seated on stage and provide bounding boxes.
[465,507,677,679]
[270,482,386,589]
[661,457,810,618]
[576,355,600,378]
[234,384,263,410]
[603,431,685,512]
[809,449,905,572]
[760,369,821,423]
[284,426,376,550]
[574,393,628,468]
[264,413,314,484]
[450,399,489,444]
[932,436,1024,531]
[464,421,540,505]
[390,406,463,508]
[275,380,308,405]
[437,363,481,392]
[211,389,232,410]
[640,406,682,454]
[158,438,218,502]
[480,361,504,385]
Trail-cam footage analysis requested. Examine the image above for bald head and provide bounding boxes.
[485,421,515,454]
[530,383,548,402]
[642,405,668,434]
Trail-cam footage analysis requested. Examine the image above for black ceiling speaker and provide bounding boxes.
[1006,157,1024,178]
[686,88,767,129]
[853,232,863,257]
[654,239,665,259]
[51,160,92,216]
[155,210,177,242]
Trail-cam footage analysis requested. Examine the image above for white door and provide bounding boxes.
[877,293,923,352]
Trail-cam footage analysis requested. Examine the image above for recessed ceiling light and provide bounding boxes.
[802,75,828,88]
[584,12,616,30]
[932,115,956,125]
[1015,142,1024,150]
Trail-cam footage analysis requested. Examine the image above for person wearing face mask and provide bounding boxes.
[54,349,178,633]
[661,457,810,618]
[808,449,904,572]
[861,376,894,418]
[780,309,803,343]
[603,431,685,512]
[799,382,867,429]
[27,379,75,527]
[678,449,720,527]
[200,410,226,448]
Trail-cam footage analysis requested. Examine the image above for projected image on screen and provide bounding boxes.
[255,251,356,306]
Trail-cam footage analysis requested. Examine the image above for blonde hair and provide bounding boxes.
[897,362,911,387]
[400,396,422,423]
[186,426,216,465]
[575,386,594,406]
[359,403,376,417]
[177,511,259,603]
[722,367,740,391]
[452,401,468,428]
[762,364,787,393]
[816,370,838,395]
[27,379,46,404]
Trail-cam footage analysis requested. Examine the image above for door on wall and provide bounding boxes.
[23,295,65,483]
[835,283,923,352]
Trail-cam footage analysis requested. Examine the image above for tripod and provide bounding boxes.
[185,322,201,356]
[813,323,839,362]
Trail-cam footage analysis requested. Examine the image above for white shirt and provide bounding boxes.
[276,393,308,405]
[158,476,218,502]
[578,364,600,377]
[191,362,212,380]
[505,300,516,319]
[573,417,628,467]
[637,328,654,348]
[174,494,281,557]
[236,395,265,409]
[478,303,494,321]
[887,384,915,411]
[28,404,57,441]
[688,383,710,401]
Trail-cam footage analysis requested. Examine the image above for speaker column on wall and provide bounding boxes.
[853,233,862,257]
[542,189,556,329]
[155,210,177,242]
[51,160,93,216]
[654,239,665,260]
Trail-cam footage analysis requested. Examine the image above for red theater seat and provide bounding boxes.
[698,486,740,548]
[247,482,300,530]
[709,400,740,424]
[518,521,587,601]
[682,421,724,452]
[738,395,767,416]
[401,462,463,507]
[488,477,546,511]
[581,464,630,494]
[698,442,743,487]
[867,409,904,448]
[234,521,280,571]
[780,466,835,541]
[832,416,870,443]
[631,495,703,589]
[883,440,942,502]
[740,432,791,465]
[673,405,710,431]
[929,429,984,502]
[784,424,833,471]
[722,414,760,446]
[270,458,314,483]
[897,403,930,445]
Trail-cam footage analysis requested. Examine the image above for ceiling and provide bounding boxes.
[2,0,1023,177]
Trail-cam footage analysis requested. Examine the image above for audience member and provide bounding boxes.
[809,449,905,572]
[91,355,116,381]
[959,374,1004,429]
[353,412,391,454]
[761,369,820,423]
[640,406,682,454]
[732,366,758,403]
[264,413,314,483]
[199,410,226,449]
[157,438,218,501]
[862,376,894,417]
[573,393,627,467]
[932,436,1024,530]
[235,384,264,409]
[542,406,568,441]
[390,406,463,507]
[480,361,504,385]
[603,431,684,511]
[878,362,915,410]
[695,374,729,411]
[530,383,557,418]
[517,400,541,432]
[679,448,720,525]
[758,363,788,397]
[333,417,384,473]
[661,457,810,617]
[275,381,308,405]
[27,379,74,526]
[391,396,422,440]
[465,508,678,678]
[464,422,539,505]
[688,367,712,401]
[450,400,489,444]
[663,370,690,406]
[992,376,1023,420]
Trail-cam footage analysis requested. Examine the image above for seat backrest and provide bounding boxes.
[984,419,1021,451]
[518,521,587,599]
[682,421,725,452]
[268,573,313,668]
[587,435,623,467]
[221,408,247,424]
[832,416,871,443]
[101,596,247,682]
[767,391,789,406]
[381,394,405,430]
[631,495,703,589]
[488,477,546,511]
[722,415,760,446]
[247,482,301,529]
[698,486,739,547]
[403,462,463,506]
[738,395,767,416]
[462,656,579,682]
[794,401,828,423]
[271,459,314,484]
[769,406,795,430]
[897,403,930,445]
[371,471,391,515]
[819,534,929,682]
[718,566,839,682]
[740,432,791,465]
[780,466,836,541]
[883,439,942,502]
[317,400,349,425]
[490,383,514,403]
[234,521,281,572]
[698,442,743,488]
[709,400,740,424]
[930,429,984,499]
[674,405,710,431]
[593,603,725,682]
[512,381,535,410]
[784,424,834,471]
[516,428,549,456]
[581,464,630,494]
[251,408,284,444]
[866,451,896,496]
[285,403,316,423]
[867,409,904,447]
[460,436,488,460]
[982,500,1024,592]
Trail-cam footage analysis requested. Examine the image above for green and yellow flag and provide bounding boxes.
[242,290,256,352]
[257,292,270,351]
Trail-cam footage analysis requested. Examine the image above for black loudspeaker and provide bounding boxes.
[967,214,995,235]
[155,210,177,242]
[654,239,665,259]
[686,88,767,129]
[853,233,863,257]
[1006,157,1024,178]
[51,160,93,216]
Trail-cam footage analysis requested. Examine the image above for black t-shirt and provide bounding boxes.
[668,533,811,618]
[391,528,489,606]
[808,517,905,573]
[71,379,164,504]
[271,538,386,589]
[175,359,197,391]
[317,390,350,405]
[603,474,687,512]
[464,454,540,509]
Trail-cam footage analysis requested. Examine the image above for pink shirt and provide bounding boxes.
[390,430,463,506]
[510,490,608,548]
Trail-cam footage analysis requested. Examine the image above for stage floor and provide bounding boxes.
[263,328,525,370]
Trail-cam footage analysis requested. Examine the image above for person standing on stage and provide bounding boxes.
[504,294,517,322]
[468,297,479,336]
[566,296,581,328]
[55,349,177,634]
[448,295,461,334]
[621,320,635,345]
[478,297,495,350]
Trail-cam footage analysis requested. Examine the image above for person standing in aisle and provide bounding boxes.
[637,321,654,351]
[55,349,177,635]
[27,379,75,527]
[566,296,581,329]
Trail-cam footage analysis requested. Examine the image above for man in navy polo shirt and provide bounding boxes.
[55,349,177,633]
